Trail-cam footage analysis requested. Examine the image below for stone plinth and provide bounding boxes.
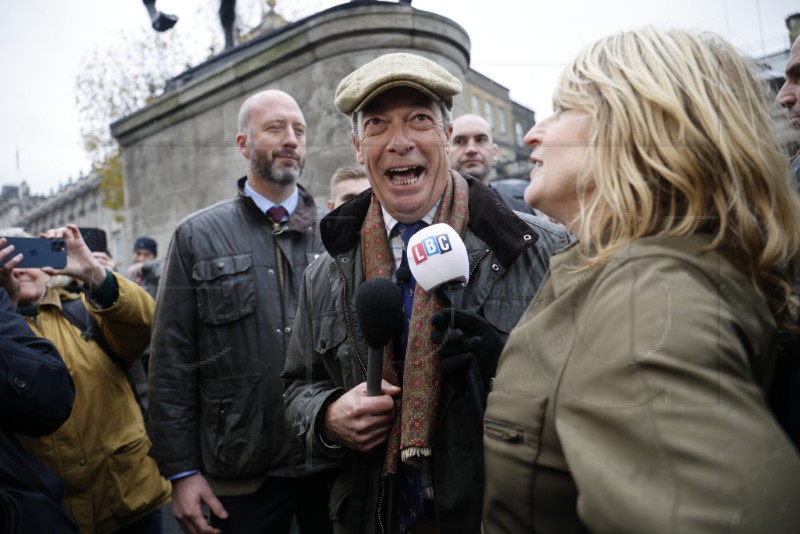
[111,2,470,251]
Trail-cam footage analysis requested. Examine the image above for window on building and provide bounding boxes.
[484,101,494,130]
[471,95,480,115]
[515,121,525,146]
[498,107,507,134]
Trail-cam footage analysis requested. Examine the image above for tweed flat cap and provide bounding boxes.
[334,52,462,115]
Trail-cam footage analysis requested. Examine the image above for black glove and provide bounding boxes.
[431,308,504,388]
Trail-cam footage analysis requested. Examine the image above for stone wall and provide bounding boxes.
[112,2,470,252]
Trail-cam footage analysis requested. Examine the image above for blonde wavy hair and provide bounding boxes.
[555,27,800,326]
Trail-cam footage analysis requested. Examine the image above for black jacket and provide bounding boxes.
[149,179,331,491]
[0,288,78,533]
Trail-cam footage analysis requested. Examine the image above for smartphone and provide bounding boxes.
[79,227,108,254]
[0,237,67,269]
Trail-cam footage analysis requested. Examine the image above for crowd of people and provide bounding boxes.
[2,24,800,534]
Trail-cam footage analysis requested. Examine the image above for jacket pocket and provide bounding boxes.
[193,254,255,325]
[329,465,351,522]
[312,312,356,383]
[329,453,375,528]
[199,374,266,477]
[483,391,548,529]
[312,312,347,355]
[104,434,169,517]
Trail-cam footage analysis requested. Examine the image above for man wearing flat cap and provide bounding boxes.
[283,53,570,533]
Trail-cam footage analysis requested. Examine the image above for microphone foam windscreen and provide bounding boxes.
[355,278,404,348]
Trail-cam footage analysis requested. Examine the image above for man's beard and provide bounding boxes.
[250,147,304,186]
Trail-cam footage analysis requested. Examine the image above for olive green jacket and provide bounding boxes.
[483,235,800,533]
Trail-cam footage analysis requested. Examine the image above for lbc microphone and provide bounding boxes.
[406,223,470,308]
[355,278,403,396]
[407,223,486,417]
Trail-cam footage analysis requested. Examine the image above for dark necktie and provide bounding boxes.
[267,205,288,228]
[392,220,427,534]
[267,206,289,223]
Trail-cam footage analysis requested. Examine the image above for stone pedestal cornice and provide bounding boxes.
[112,3,470,145]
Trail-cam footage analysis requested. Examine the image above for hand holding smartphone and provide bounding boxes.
[0,237,68,269]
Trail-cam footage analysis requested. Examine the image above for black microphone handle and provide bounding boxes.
[436,281,464,309]
[442,281,486,418]
[366,345,384,396]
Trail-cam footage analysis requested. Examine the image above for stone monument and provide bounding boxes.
[112,1,470,251]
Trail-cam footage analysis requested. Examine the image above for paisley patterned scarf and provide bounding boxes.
[360,170,470,474]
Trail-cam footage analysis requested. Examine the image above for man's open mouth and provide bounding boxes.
[386,166,424,185]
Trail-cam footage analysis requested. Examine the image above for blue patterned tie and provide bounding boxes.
[393,221,427,534]
[394,221,424,361]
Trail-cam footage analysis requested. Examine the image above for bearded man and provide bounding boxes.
[148,90,334,534]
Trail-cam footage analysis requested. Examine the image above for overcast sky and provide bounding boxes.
[1,0,797,196]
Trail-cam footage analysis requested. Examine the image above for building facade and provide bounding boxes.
[460,69,536,181]
[0,184,45,231]
[2,173,125,261]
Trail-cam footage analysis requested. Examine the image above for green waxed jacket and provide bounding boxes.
[148,179,330,496]
[283,174,572,534]
[483,235,800,533]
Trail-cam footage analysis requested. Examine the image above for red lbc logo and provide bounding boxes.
[410,234,453,265]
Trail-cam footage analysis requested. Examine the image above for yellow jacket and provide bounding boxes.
[17,272,171,533]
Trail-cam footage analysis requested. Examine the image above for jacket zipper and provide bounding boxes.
[372,249,492,534]
[468,249,491,283]
[377,474,387,534]
[333,259,367,378]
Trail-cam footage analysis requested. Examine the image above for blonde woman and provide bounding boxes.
[482,28,800,532]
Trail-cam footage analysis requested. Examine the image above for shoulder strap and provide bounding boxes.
[60,298,121,365]
[60,297,150,421]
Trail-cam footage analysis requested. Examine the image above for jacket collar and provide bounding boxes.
[236,177,319,235]
[18,287,66,316]
[320,173,538,269]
